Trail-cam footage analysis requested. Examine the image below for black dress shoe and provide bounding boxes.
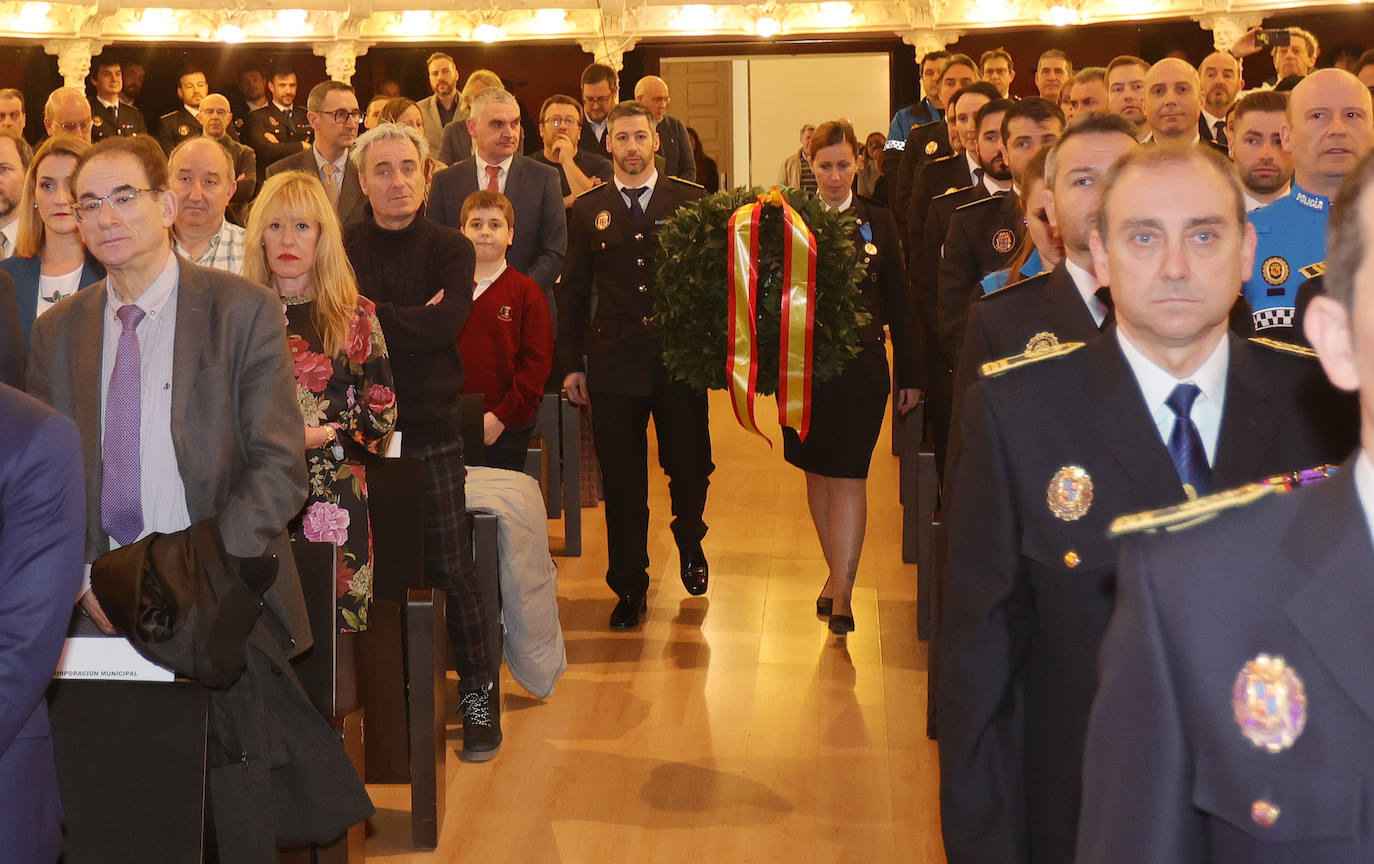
[816,597,834,618]
[609,593,647,629]
[828,613,855,635]
[680,546,709,596]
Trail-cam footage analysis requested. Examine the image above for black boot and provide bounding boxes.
[458,682,502,762]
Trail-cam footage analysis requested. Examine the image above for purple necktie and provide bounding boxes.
[102,304,146,546]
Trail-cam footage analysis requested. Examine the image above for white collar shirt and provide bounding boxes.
[614,170,659,211]
[475,154,515,195]
[1065,257,1108,327]
[1115,325,1230,466]
[473,261,507,301]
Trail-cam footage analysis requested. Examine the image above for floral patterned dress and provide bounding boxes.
[284,294,397,632]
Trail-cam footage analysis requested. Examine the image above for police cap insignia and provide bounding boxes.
[1261,255,1290,286]
[1047,466,1093,521]
[992,228,1015,254]
[924,140,938,155]
[1233,654,1307,753]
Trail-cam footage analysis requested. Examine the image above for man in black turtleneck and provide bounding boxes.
[341,122,503,762]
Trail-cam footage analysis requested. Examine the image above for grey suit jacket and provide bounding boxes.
[427,154,567,323]
[266,149,368,228]
[656,113,696,182]
[437,118,473,166]
[417,95,462,160]
[25,257,312,655]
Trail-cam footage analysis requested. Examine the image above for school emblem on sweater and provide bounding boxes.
[924,140,938,155]
[1047,465,1093,521]
[1232,653,1307,753]
[497,305,513,322]
[1261,256,1290,287]
[595,210,611,231]
[992,229,1015,254]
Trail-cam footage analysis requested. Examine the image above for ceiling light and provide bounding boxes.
[531,8,567,32]
[1045,4,1080,25]
[215,23,245,42]
[819,2,853,25]
[473,22,504,42]
[16,2,51,31]
[396,10,436,35]
[132,7,175,34]
[275,8,309,33]
[755,15,781,37]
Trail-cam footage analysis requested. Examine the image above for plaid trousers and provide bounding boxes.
[404,437,491,691]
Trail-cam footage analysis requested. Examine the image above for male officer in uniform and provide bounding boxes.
[1077,150,1374,864]
[891,55,978,240]
[557,100,712,630]
[906,83,1000,262]
[88,58,147,142]
[1243,68,1372,333]
[157,66,209,153]
[243,66,313,188]
[938,143,1354,864]
[885,50,949,152]
[1229,90,1293,211]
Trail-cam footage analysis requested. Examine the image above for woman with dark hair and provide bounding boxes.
[686,125,720,193]
[0,134,104,348]
[785,120,919,634]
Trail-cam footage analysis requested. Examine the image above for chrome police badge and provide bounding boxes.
[924,140,938,155]
[595,210,611,231]
[992,228,1015,254]
[1262,256,1290,287]
[1047,465,1093,521]
[1232,653,1307,753]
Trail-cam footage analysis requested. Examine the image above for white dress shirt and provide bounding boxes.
[1115,326,1229,465]
[475,154,515,194]
[1065,257,1108,327]
[473,261,507,301]
[1356,451,1374,552]
[822,191,854,213]
[0,219,17,259]
[614,169,659,211]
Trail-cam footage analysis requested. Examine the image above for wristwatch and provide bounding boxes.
[321,425,337,446]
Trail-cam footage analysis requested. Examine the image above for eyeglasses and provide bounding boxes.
[200,107,230,117]
[55,120,92,134]
[73,187,156,221]
[582,94,614,106]
[319,108,364,124]
[543,116,579,128]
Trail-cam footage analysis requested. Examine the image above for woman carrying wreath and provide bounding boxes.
[243,171,398,662]
[783,120,919,634]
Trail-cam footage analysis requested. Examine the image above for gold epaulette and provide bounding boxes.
[1299,261,1325,280]
[1107,464,1338,538]
[979,339,1084,378]
[668,176,705,189]
[574,184,604,198]
[1249,336,1317,359]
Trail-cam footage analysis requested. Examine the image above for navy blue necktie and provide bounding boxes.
[625,187,648,224]
[1166,383,1210,499]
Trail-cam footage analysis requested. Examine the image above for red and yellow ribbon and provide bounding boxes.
[725,187,818,443]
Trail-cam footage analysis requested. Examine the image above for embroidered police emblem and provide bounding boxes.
[595,210,611,231]
[1047,465,1093,521]
[1024,331,1060,353]
[864,242,878,256]
[924,140,938,155]
[177,125,190,137]
[92,115,103,127]
[497,305,513,322]
[992,228,1015,254]
[1232,653,1307,753]
[269,116,280,127]
[1262,256,1290,286]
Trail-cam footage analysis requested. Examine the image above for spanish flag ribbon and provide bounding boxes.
[725,187,818,444]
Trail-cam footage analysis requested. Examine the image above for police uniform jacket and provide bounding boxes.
[1079,457,1374,863]
[889,122,955,241]
[90,99,147,142]
[937,192,1022,363]
[914,184,988,370]
[1242,183,1328,333]
[850,196,919,391]
[157,106,201,154]
[886,97,941,144]
[243,104,313,184]
[938,330,1356,864]
[905,152,975,265]
[557,176,704,396]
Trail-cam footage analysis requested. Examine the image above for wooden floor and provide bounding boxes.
[364,389,946,863]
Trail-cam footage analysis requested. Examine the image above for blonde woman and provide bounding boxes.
[0,133,104,347]
[244,171,397,647]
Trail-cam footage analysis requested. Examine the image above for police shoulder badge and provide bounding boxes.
[1232,653,1307,753]
[92,115,103,127]
[924,139,938,155]
[1047,465,1093,521]
[992,228,1015,254]
[177,125,189,136]
[1261,256,1290,286]
[594,210,611,231]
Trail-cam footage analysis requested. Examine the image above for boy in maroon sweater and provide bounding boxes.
[457,190,555,470]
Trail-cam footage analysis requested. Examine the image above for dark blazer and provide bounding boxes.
[90,98,148,141]
[937,331,1356,864]
[26,258,312,656]
[1078,459,1374,863]
[655,113,696,182]
[906,153,974,264]
[0,271,20,389]
[216,135,258,210]
[437,117,473,165]
[852,197,919,389]
[243,104,313,185]
[890,122,956,240]
[915,184,988,369]
[157,106,202,154]
[265,148,367,228]
[579,121,608,160]
[0,384,84,864]
[557,177,705,395]
[0,253,106,349]
[937,192,1022,363]
[428,154,567,312]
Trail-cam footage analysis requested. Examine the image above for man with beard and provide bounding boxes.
[1106,55,1150,141]
[198,93,256,212]
[417,52,461,159]
[157,66,209,154]
[1199,52,1242,146]
[0,130,30,259]
[243,66,313,187]
[578,63,618,156]
[906,82,1000,260]
[1243,69,1373,332]
[1229,90,1294,210]
[530,94,612,211]
[266,81,367,227]
[119,62,145,111]
[557,100,712,630]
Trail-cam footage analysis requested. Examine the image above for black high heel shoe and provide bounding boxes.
[828,613,855,635]
[816,597,833,618]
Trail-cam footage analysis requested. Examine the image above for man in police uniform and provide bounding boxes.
[890,55,978,240]
[243,67,313,189]
[157,66,209,154]
[938,144,1354,864]
[1076,150,1374,864]
[557,100,712,631]
[906,83,1000,262]
[884,50,949,153]
[88,58,146,142]
[1242,68,1372,333]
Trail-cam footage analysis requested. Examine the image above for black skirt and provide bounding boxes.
[782,345,890,479]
